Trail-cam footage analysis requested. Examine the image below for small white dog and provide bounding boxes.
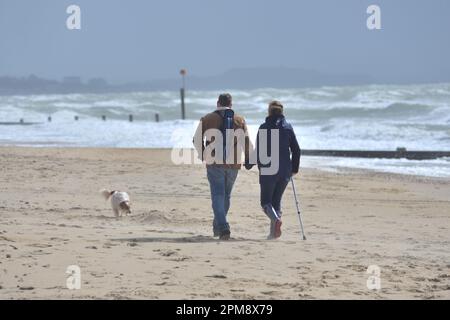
[101,189,132,217]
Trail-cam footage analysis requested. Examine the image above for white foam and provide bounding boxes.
[1,83,450,177]
[302,156,450,178]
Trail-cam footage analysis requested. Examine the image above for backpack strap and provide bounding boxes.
[214,109,235,163]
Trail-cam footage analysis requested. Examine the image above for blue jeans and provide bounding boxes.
[206,166,239,233]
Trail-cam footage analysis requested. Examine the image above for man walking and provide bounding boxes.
[193,93,251,240]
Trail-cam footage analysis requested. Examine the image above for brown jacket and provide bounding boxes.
[193,110,251,169]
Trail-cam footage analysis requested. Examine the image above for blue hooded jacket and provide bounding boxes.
[252,115,301,183]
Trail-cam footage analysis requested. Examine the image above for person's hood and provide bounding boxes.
[265,114,286,128]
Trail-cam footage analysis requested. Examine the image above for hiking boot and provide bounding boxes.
[219,230,231,241]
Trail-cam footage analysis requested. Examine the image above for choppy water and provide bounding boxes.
[1,83,450,177]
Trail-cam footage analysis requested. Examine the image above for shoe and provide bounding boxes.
[268,219,282,239]
[213,229,219,237]
[219,230,231,240]
[274,220,282,238]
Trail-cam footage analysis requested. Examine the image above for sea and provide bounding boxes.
[1,83,449,178]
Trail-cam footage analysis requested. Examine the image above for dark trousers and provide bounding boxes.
[260,176,290,213]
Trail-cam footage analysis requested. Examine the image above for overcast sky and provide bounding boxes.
[0,0,449,83]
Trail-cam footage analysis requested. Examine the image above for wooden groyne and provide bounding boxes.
[0,113,161,124]
[302,148,450,160]
[0,121,42,126]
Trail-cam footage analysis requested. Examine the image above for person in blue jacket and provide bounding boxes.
[246,100,301,239]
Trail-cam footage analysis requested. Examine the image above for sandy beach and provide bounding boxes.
[0,147,449,299]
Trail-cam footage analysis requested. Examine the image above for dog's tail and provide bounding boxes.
[100,189,113,200]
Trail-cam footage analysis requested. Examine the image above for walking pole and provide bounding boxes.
[291,177,307,240]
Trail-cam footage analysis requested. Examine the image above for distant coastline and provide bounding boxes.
[3,66,446,96]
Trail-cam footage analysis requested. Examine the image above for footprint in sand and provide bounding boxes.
[90,272,104,278]
[159,250,177,257]
[28,243,52,248]
[19,286,34,291]
[206,274,227,279]
[261,291,278,296]
[170,256,190,262]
